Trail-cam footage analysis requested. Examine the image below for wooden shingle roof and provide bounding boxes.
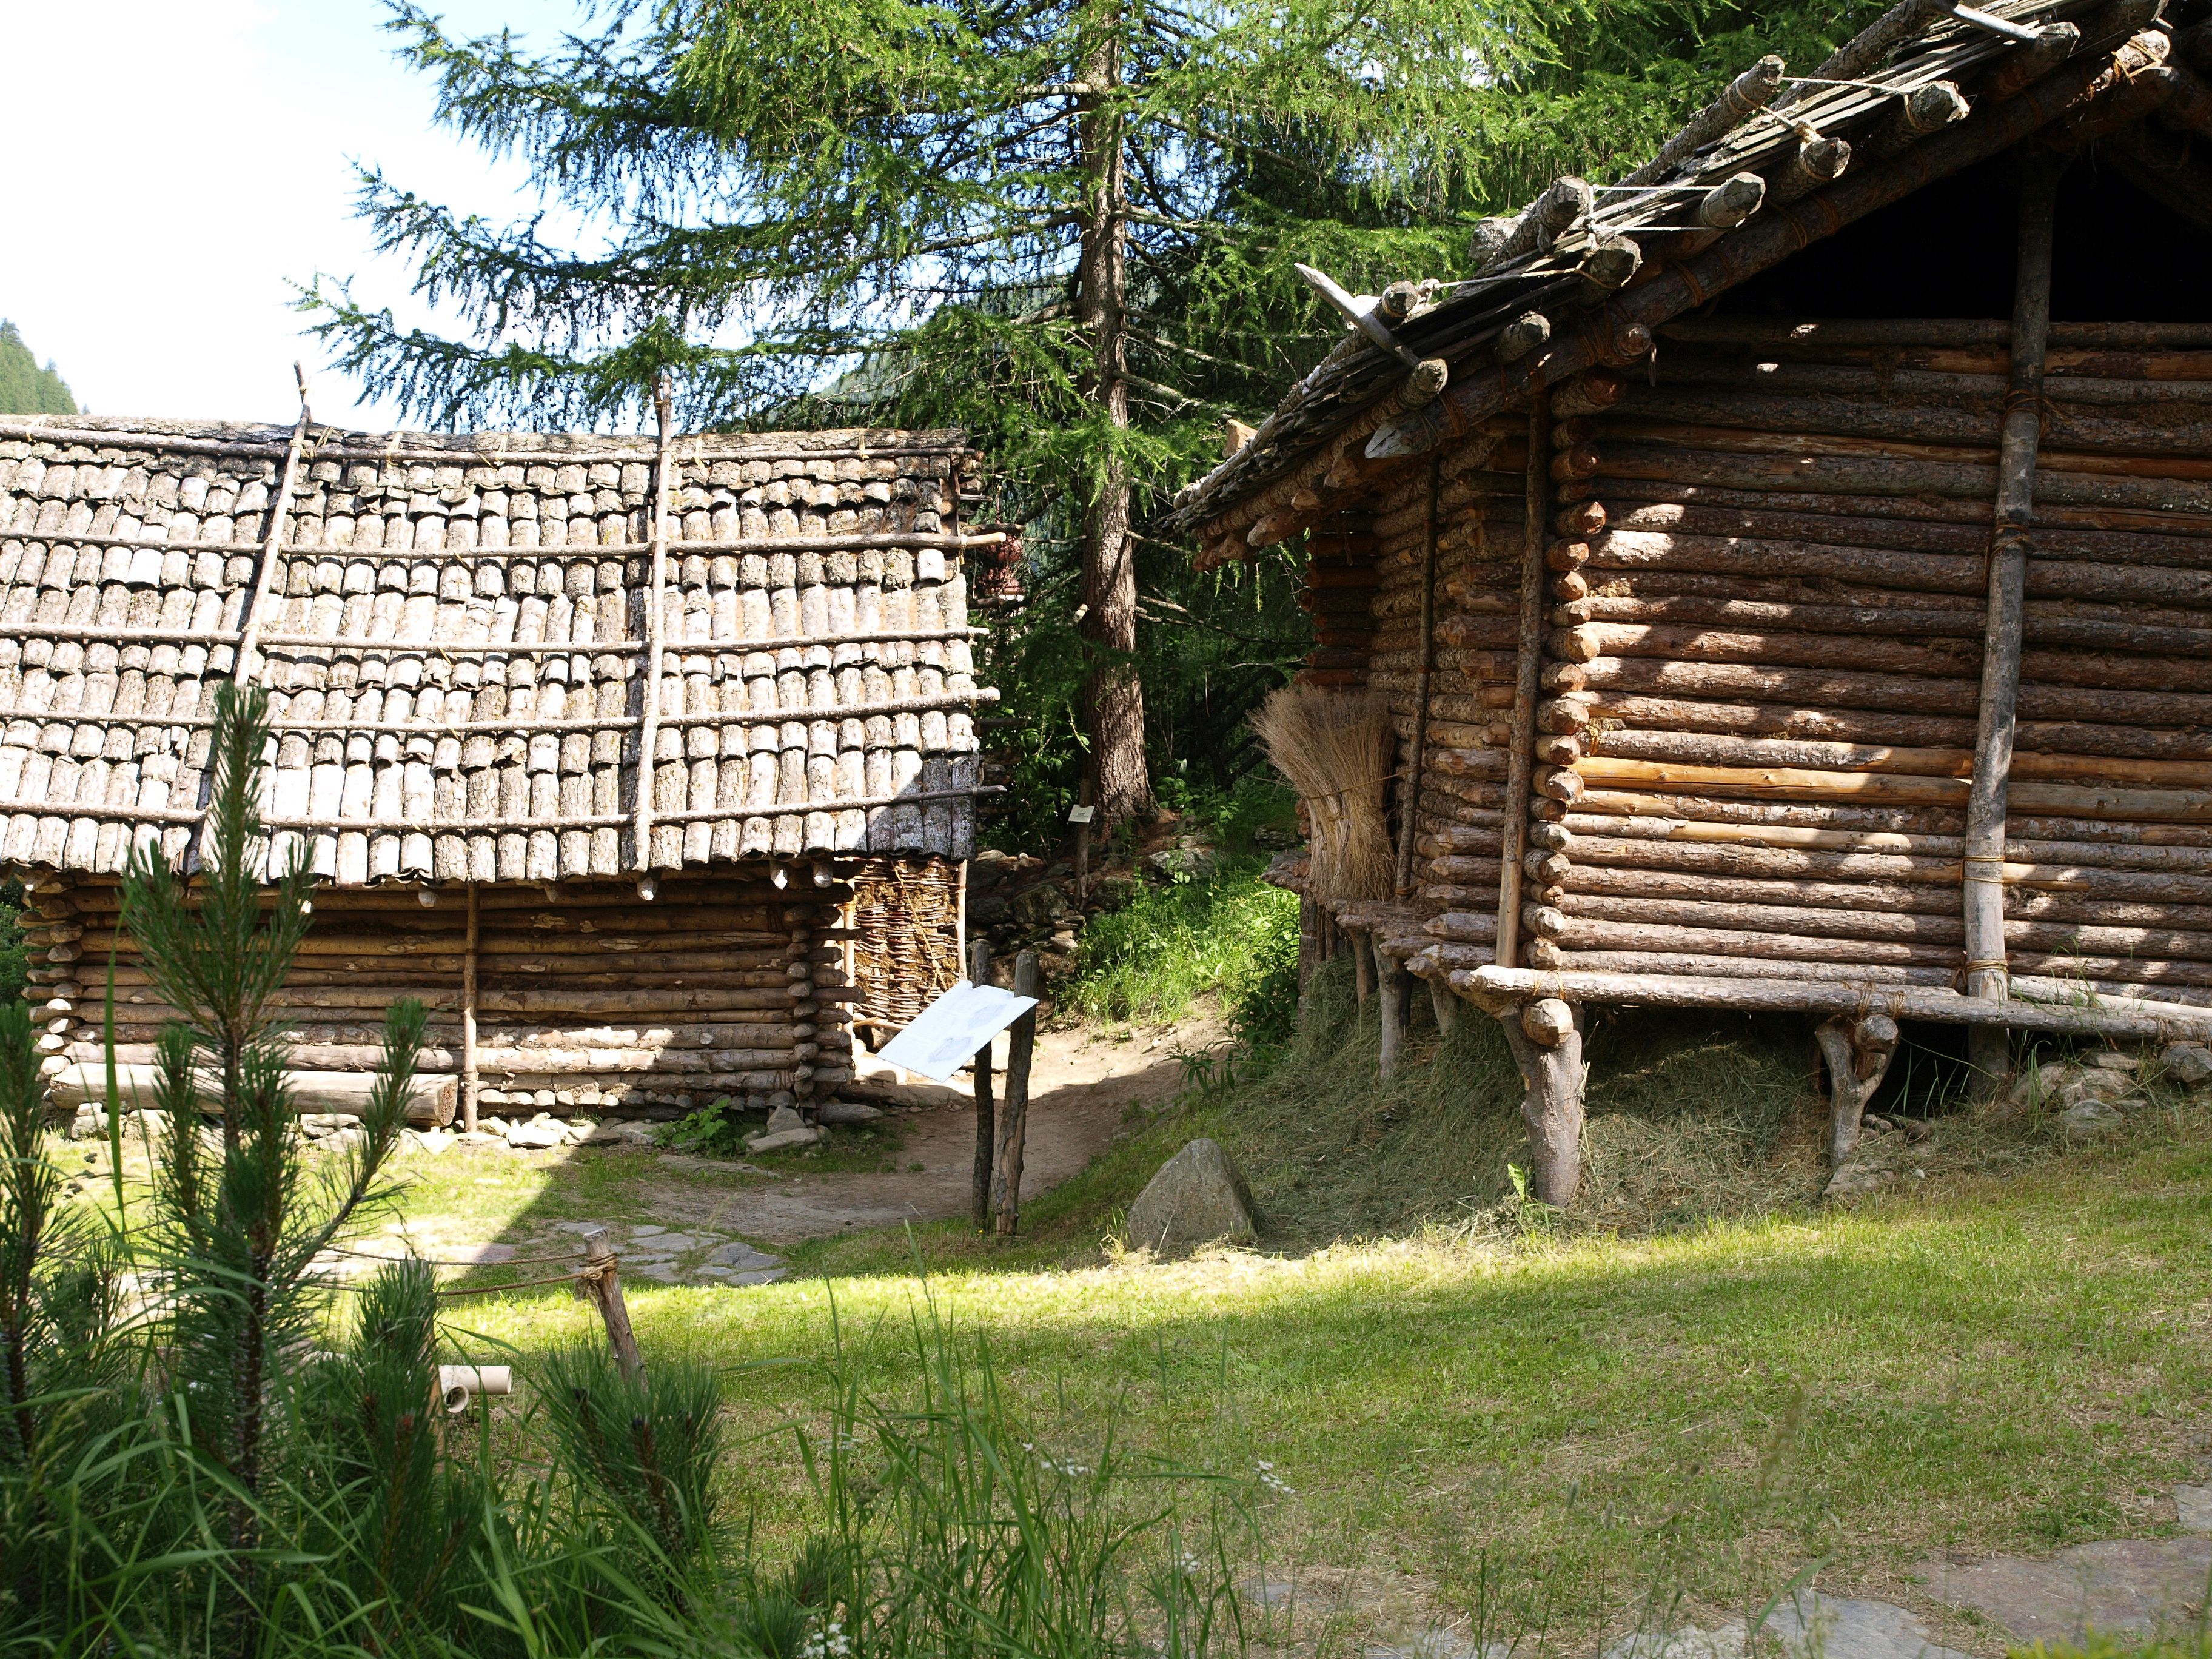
[0,414,993,885]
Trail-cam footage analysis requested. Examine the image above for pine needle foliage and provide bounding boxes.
[306,0,1892,836]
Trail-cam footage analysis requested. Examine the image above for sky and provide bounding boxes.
[0,0,584,431]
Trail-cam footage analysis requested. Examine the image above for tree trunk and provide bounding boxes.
[1076,5,1150,830]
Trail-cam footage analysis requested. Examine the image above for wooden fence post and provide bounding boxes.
[991,949,1041,1238]
[580,1226,645,1386]
[969,937,995,1231]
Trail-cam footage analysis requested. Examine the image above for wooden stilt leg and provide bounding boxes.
[1429,979,1458,1036]
[1353,930,1375,1007]
[1377,950,1409,1078]
[1814,1013,1902,1167]
[1498,999,1587,1206]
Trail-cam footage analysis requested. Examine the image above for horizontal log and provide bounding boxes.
[1570,757,2212,823]
[1657,319,2212,350]
[1649,354,2212,409]
[49,1062,456,1125]
[1563,813,2212,873]
[1549,916,1951,965]
[1607,387,2212,458]
[1561,892,2212,960]
[1590,448,2212,514]
[1456,965,2212,1037]
[1595,474,2212,541]
[1582,732,2212,791]
[1552,951,1956,987]
[1564,863,2212,925]
[1603,497,2212,568]
[1577,655,2212,728]
[1426,911,1500,943]
[1562,592,2212,653]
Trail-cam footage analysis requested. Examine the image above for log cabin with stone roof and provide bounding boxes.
[0,408,994,1127]
[1164,0,2212,1202]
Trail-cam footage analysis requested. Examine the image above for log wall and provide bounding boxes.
[1533,321,2212,1007]
[10,859,950,1118]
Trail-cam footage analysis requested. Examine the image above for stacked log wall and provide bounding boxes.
[1525,321,2212,1005]
[12,863,925,1117]
[1330,419,1527,971]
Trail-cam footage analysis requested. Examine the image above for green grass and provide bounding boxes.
[449,1121,2212,1647]
[1063,857,1298,1031]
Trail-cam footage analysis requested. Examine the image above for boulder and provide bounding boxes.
[2059,1098,2125,1139]
[1125,1138,1258,1254]
[1145,843,1220,884]
[504,1114,568,1150]
[762,1103,806,1136]
[2163,1042,2212,1090]
[746,1126,823,1154]
[2084,1050,2142,1073]
[815,1099,883,1125]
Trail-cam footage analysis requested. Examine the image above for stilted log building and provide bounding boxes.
[1165,0,2212,1201]
[0,409,993,1125]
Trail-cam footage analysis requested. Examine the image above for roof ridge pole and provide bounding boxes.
[231,364,313,687]
[1962,150,2061,1099]
[633,374,674,874]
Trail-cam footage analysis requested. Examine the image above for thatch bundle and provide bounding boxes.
[1250,685,1396,902]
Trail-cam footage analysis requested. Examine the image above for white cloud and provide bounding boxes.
[0,0,559,429]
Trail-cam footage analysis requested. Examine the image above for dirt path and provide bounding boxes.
[639,1014,1213,1245]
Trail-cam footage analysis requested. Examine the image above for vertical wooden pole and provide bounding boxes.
[1394,457,1441,897]
[968,937,996,1232]
[1963,153,2061,1094]
[991,949,1041,1238]
[634,375,674,872]
[461,882,480,1133]
[1495,384,1552,971]
[1353,930,1375,1006]
[1377,949,1409,1078]
[232,369,312,686]
[580,1227,645,1386]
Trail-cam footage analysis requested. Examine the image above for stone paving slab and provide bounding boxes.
[1910,1536,2212,1642]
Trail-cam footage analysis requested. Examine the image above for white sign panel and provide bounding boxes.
[877,980,1039,1084]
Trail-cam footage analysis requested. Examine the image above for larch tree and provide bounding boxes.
[312,0,1886,833]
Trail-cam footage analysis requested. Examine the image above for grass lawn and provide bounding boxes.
[445,1108,2212,1651]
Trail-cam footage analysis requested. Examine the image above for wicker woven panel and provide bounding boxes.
[848,854,962,1039]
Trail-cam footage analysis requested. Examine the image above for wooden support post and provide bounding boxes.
[1496,997,1587,1205]
[1814,1014,1902,1167]
[1377,948,1410,1078]
[1429,979,1459,1036]
[1353,930,1375,1006]
[461,883,480,1133]
[969,937,995,1232]
[634,375,674,871]
[1496,384,1553,968]
[991,949,1040,1238]
[1395,458,1442,897]
[580,1226,644,1386]
[1963,152,2060,1096]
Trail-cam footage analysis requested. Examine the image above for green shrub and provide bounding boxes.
[1065,859,1299,1028]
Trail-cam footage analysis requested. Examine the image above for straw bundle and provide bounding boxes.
[1250,685,1398,902]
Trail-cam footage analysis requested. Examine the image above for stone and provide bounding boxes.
[746,1126,823,1154]
[1823,1155,1899,1199]
[814,1099,883,1125]
[2054,1067,2129,1107]
[1125,1138,1258,1254]
[1914,1535,2212,1639]
[2083,1050,2141,1072]
[1145,845,1219,884]
[2177,1483,2212,1532]
[504,1117,567,1150]
[705,1239,782,1273]
[2163,1042,2212,1089]
[320,1125,367,1153]
[587,1118,657,1145]
[762,1104,806,1136]
[1604,1592,1973,1659]
[68,1105,107,1140]
[2059,1099,2124,1139]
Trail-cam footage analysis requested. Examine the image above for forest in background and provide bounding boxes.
[0,321,76,417]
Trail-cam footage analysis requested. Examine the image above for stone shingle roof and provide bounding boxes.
[0,414,993,885]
